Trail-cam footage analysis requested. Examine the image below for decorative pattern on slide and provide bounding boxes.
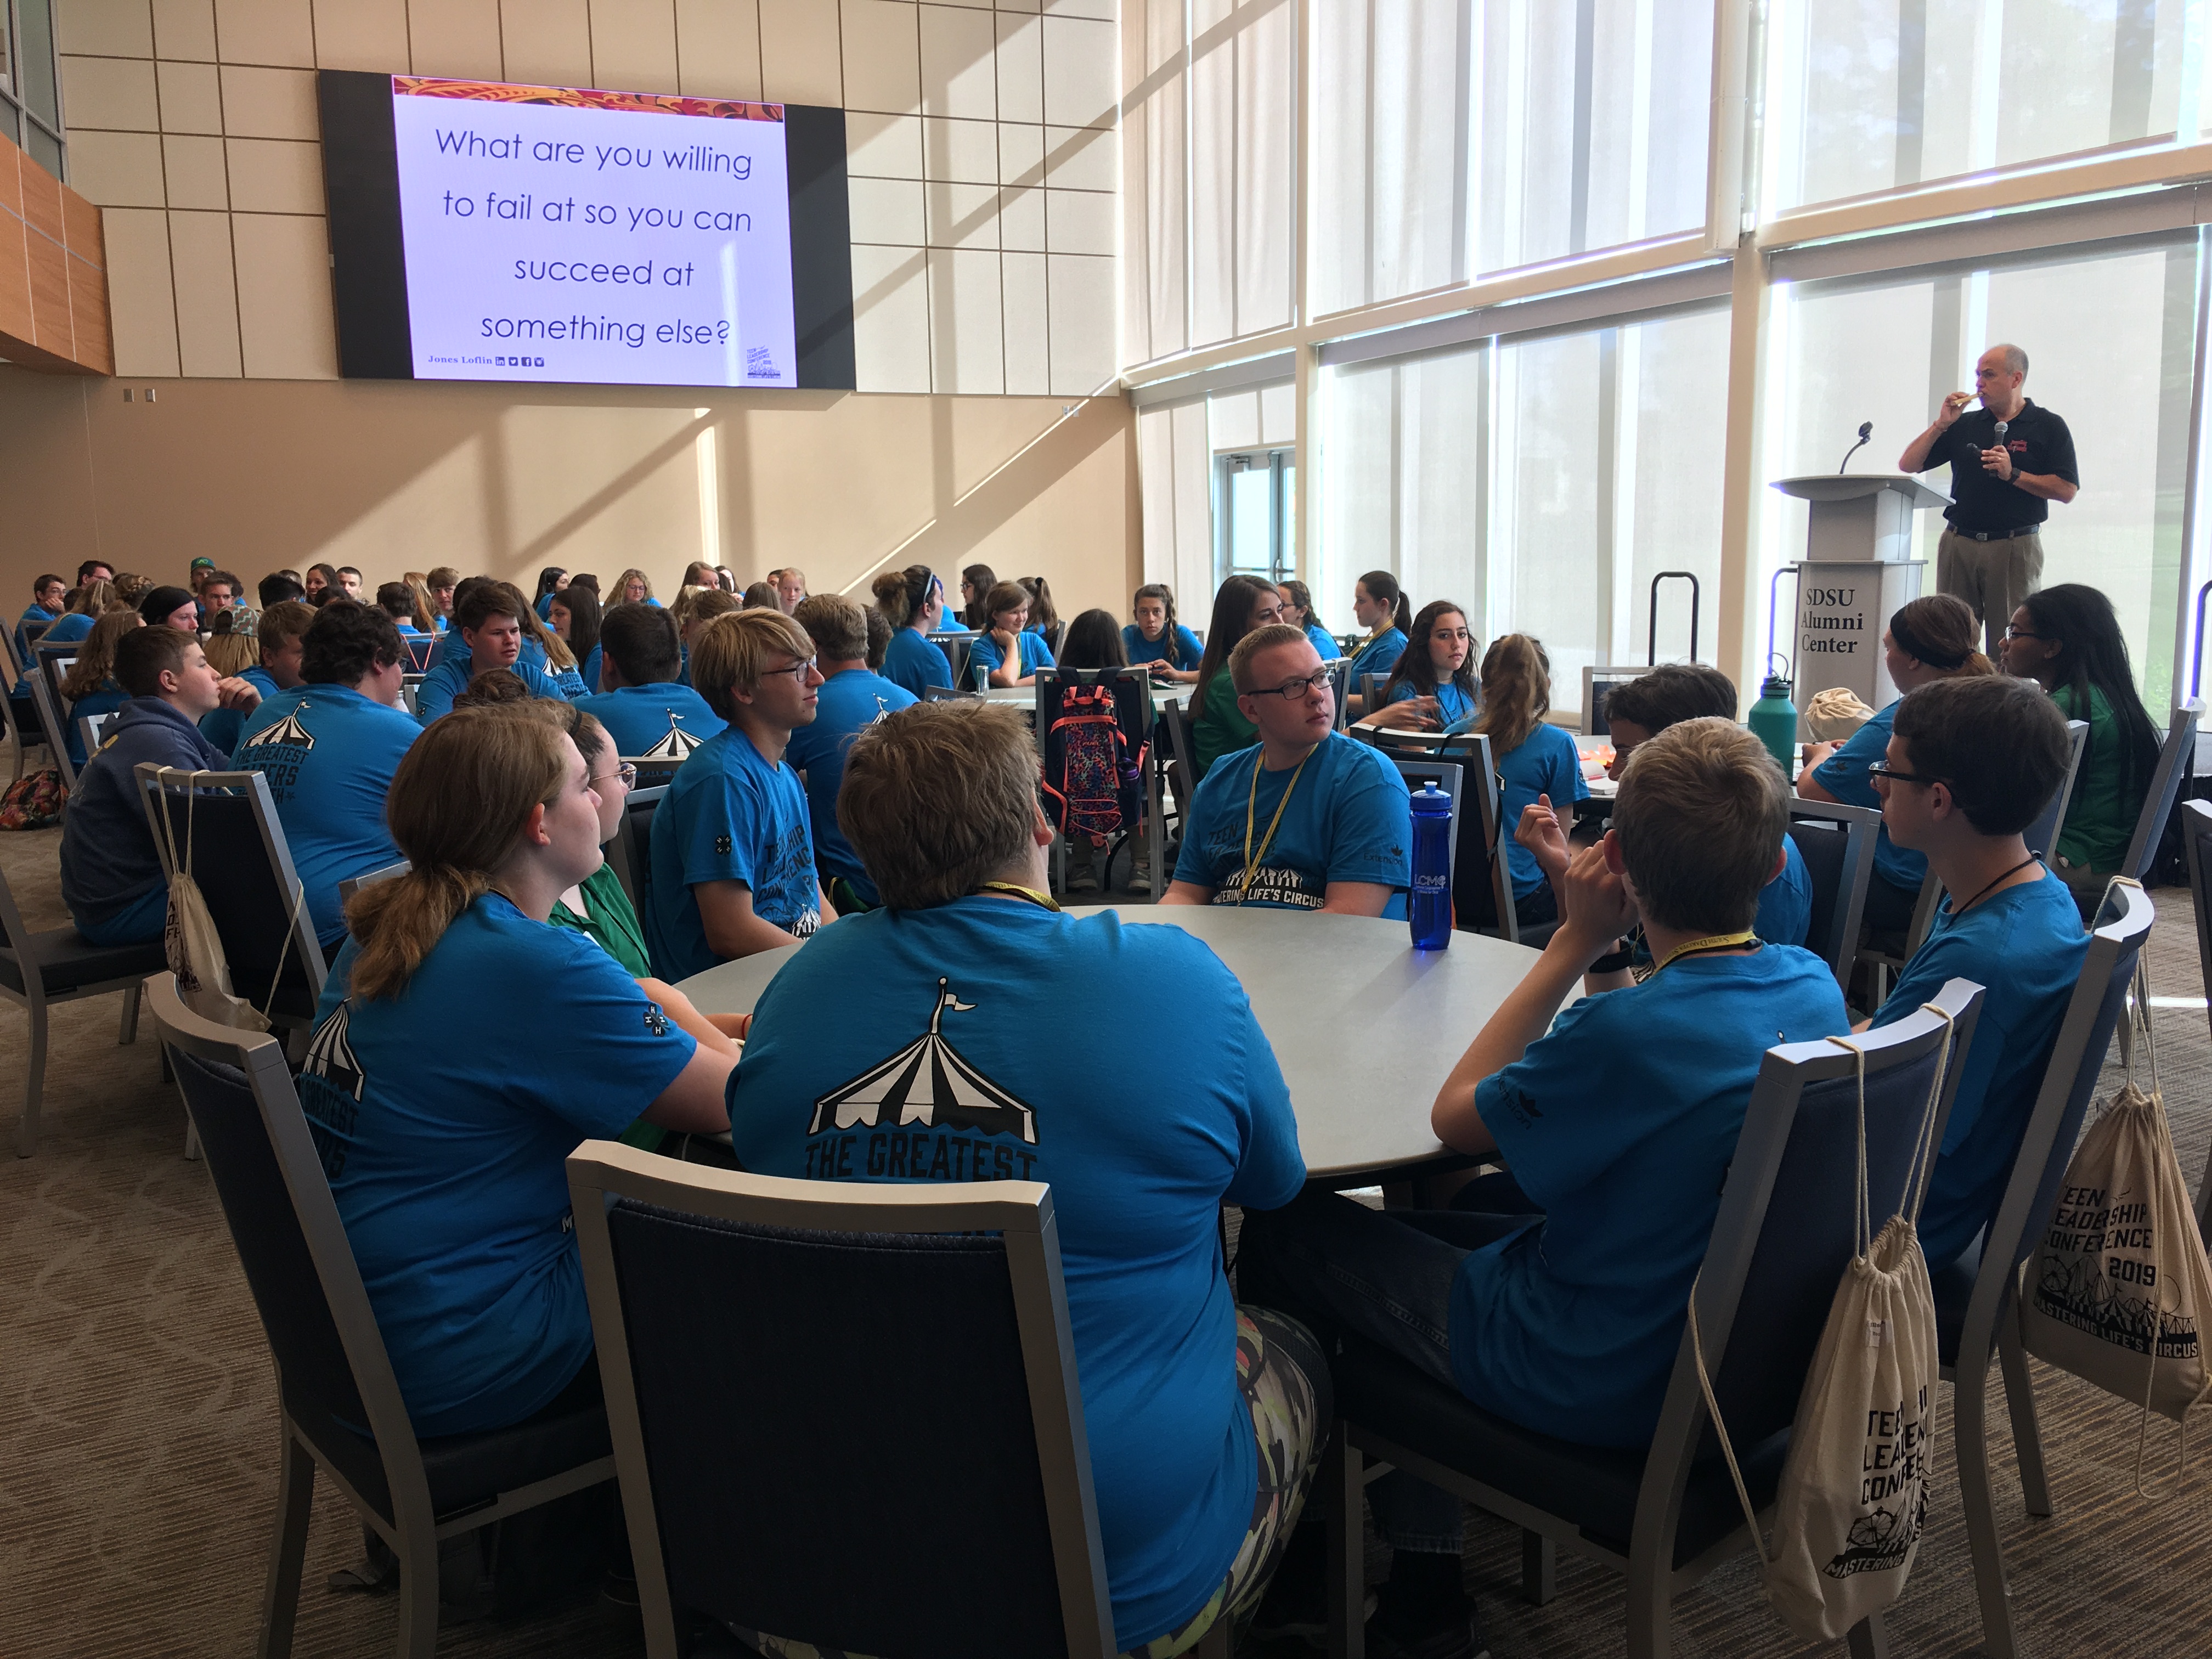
[393,77,786,123]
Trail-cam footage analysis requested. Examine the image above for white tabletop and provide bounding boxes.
[676,905,1545,1183]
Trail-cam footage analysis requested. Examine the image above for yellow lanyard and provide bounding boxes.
[974,881,1060,912]
[1654,930,1759,973]
[1238,750,1312,904]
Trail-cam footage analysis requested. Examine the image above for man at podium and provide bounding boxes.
[1898,342,2080,656]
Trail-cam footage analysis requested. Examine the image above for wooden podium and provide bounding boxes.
[1771,473,1951,716]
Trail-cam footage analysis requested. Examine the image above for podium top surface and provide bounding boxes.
[1771,473,1951,510]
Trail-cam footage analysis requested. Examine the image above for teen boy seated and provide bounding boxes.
[1516,662,1813,949]
[415,583,567,724]
[574,601,722,757]
[59,627,234,945]
[232,602,421,952]
[646,609,837,977]
[1239,720,1849,1657]
[201,597,313,753]
[725,698,1326,1658]
[1163,623,1411,916]
[786,592,916,912]
[1864,675,2086,1272]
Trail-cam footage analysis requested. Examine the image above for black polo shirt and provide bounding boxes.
[1918,399,2079,533]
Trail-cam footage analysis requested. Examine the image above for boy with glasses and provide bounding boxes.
[1163,625,1410,917]
[1860,674,2086,1271]
[647,610,837,974]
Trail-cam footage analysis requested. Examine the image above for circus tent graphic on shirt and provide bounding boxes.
[303,1001,364,1100]
[641,715,704,760]
[808,978,1039,1144]
[241,709,316,751]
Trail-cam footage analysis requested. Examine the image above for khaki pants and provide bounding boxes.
[1936,526,2044,657]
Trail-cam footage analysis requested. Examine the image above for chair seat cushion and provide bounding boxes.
[289,1385,613,1525]
[0,929,167,997]
[1334,1334,1788,1569]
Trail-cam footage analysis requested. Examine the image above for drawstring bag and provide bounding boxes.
[2021,891,2212,1491]
[1695,1007,1954,1642]
[151,772,301,1032]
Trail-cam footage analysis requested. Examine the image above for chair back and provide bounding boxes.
[1324,658,1351,730]
[336,860,410,909]
[1043,619,1068,656]
[1784,799,1880,990]
[146,974,428,1510]
[77,709,116,761]
[35,641,76,707]
[402,635,437,672]
[567,1147,1116,1659]
[1376,751,1463,895]
[921,684,979,702]
[1374,729,1514,941]
[1035,668,1153,836]
[25,670,76,791]
[132,765,327,1025]
[2122,704,2199,883]
[1640,979,1984,1519]
[611,783,666,913]
[2022,719,2090,863]
[928,629,977,687]
[1360,672,1383,712]
[1159,692,1200,801]
[399,676,422,716]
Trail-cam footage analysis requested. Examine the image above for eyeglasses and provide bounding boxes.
[2001,627,2047,641]
[590,763,637,790]
[1866,760,1943,789]
[760,656,819,682]
[1252,668,1334,700]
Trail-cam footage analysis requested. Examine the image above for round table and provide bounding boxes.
[675,905,1544,1184]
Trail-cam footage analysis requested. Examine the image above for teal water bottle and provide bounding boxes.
[1748,670,1799,775]
[1408,785,1453,950]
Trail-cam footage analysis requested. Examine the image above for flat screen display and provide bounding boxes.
[317,70,855,389]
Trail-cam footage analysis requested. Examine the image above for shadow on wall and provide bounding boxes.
[0,369,1137,613]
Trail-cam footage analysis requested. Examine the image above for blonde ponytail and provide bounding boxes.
[1475,633,1553,758]
[343,710,570,1000]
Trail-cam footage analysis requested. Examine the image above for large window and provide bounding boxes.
[1,0,64,177]
[1766,240,2198,706]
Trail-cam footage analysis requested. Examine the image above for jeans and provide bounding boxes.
[74,882,168,947]
[1240,1190,1537,1553]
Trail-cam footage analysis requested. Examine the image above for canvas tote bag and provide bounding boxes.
[149,772,300,1032]
[1695,1008,1955,1643]
[2021,911,2212,1487]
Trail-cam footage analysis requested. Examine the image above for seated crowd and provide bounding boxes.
[21,549,2161,1658]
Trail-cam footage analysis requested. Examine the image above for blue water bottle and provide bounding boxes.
[1408,784,1453,950]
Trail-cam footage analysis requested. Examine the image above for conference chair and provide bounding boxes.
[1324,658,1352,731]
[921,684,980,703]
[76,709,116,763]
[0,862,166,1157]
[399,676,423,716]
[1358,673,1384,716]
[1364,728,1517,944]
[1783,799,1880,992]
[610,783,666,916]
[402,635,436,672]
[2116,703,2200,889]
[34,640,77,707]
[928,628,977,687]
[132,766,326,1036]
[1932,879,2153,1659]
[2021,719,2090,866]
[1317,979,1983,1659]
[1036,667,1158,898]
[1043,618,1068,656]
[336,860,410,910]
[23,670,79,794]
[565,1144,1116,1659]
[1158,693,1200,813]
[0,648,49,782]
[1378,752,1464,901]
[2185,799,2212,1239]
[149,974,617,1659]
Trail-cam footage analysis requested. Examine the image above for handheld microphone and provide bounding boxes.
[1838,421,1873,474]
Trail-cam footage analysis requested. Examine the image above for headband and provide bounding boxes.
[1888,611,1967,672]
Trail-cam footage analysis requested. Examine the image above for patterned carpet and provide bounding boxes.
[3,821,2209,1658]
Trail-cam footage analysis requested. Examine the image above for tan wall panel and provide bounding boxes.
[101,206,180,374]
[57,0,158,58]
[310,0,410,73]
[590,0,680,94]
[152,0,219,60]
[0,375,1138,624]
[225,136,323,212]
[501,0,594,88]
[167,208,242,375]
[232,212,335,377]
[213,0,314,66]
[66,128,170,207]
[58,54,161,130]
[155,59,224,132]
[757,0,843,105]
[217,64,318,139]
[161,131,229,207]
[408,0,503,80]
[674,0,760,99]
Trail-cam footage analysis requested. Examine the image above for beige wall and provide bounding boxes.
[0,369,1140,613]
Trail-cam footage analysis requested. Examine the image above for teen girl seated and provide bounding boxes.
[1997,582,2162,917]
[967,580,1057,687]
[548,582,603,695]
[1361,600,1476,731]
[1277,579,1338,661]
[958,562,996,629]
[57,611,140,769]
[296,709,737,1438]
[1187,575,1287,777]
[40,578,112,646]
[1019,576,1059,642]
[1478,634,1589,932]
[1123,583,1203,682]
[1341,569,1412,716]
[870,563,952,696]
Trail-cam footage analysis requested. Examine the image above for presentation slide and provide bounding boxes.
[387,77,799,387]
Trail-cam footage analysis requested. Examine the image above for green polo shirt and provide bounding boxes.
[2052,683,2136,874]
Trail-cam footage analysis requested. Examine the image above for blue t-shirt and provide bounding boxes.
[233,684,421,947]
[1814,699,1925,895]
[547,658,588,699]
[578,642,601,695]
[16,602,58,667]
[1466,945,1850,1444]
[785,669,917,906]
[967,629,1056,680]
[198,665,280,754]
[41,611,94,647]
[646,724,822,978]
[1758,836,1814,948]
[1304,623,1340,659]
[1172,733,1412,918]
[1122,622,1203,672]
[727,900,1304,1647]
[426,633,548,675]
[574,682,724,758]
[535,592,557,620]
[297,896,696,1437]
[881,626,952,697]
[1496,724,1592,898]
[1384,679,1476,726]
[1346,627,1407,684]
[414,654,568,724]
[63,680,127,768]
[1870,871,2086,1270]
